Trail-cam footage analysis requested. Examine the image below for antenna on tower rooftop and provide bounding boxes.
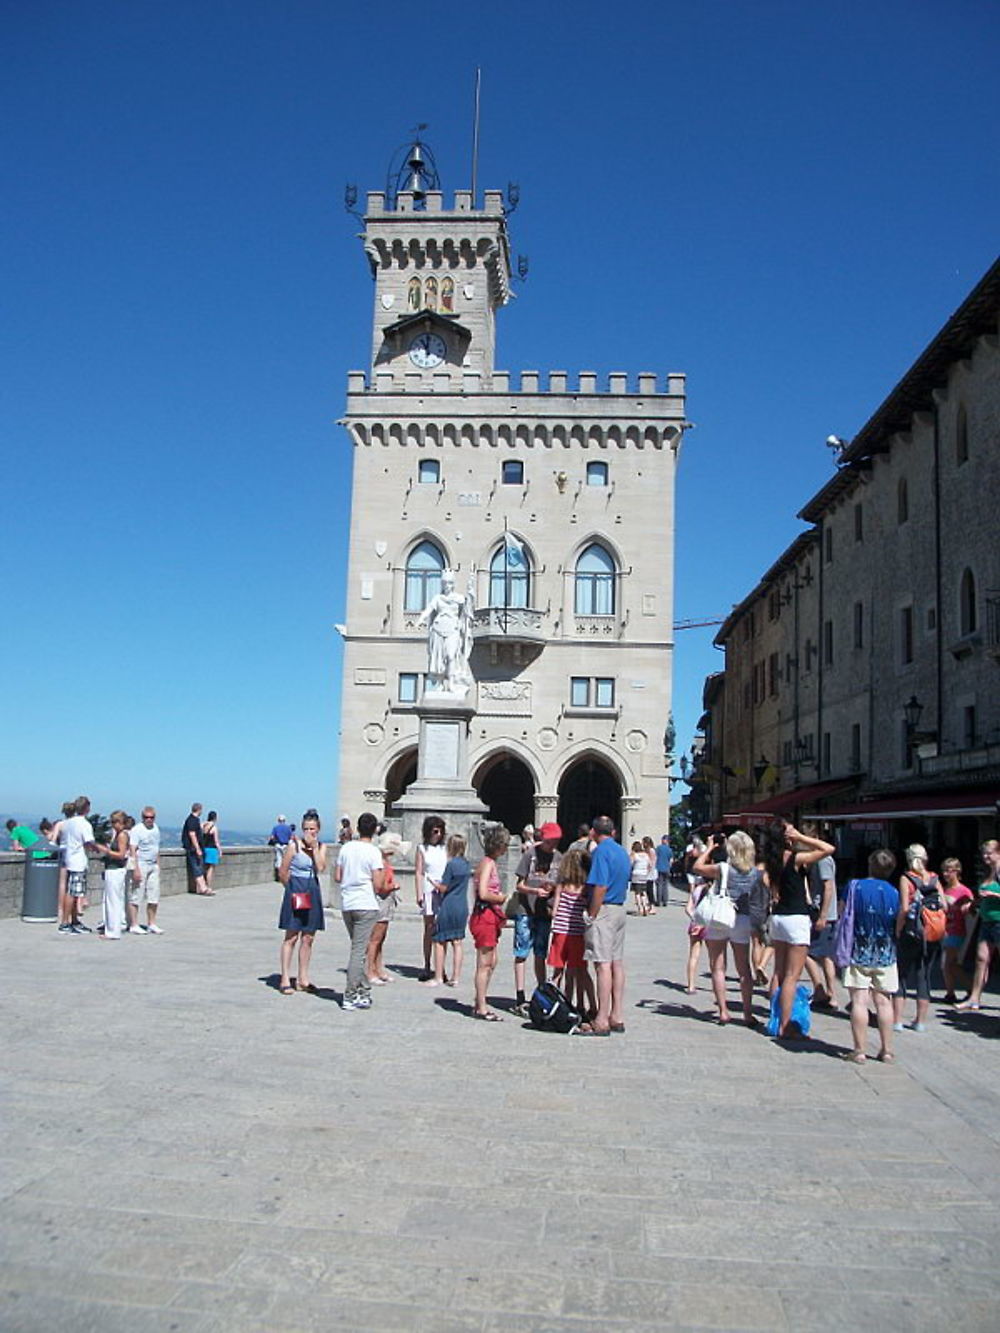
[470,67,482,206]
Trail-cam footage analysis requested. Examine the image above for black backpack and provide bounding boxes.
[527,981,582,1034]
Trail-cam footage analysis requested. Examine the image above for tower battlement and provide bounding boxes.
[347,369,687,399]
[365,189,506,216]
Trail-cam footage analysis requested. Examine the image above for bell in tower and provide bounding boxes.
[386,127,440,210]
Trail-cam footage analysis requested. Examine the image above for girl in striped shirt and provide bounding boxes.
[547,848,597,1020]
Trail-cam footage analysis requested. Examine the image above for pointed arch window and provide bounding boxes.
[574,543,616,615]
[960,567,977,636]
[489,537,531,608]
[404,540,445,612]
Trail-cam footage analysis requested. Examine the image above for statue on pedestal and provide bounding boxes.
[417,568,475,698]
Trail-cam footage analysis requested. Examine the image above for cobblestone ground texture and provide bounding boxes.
[2,883,999,1331]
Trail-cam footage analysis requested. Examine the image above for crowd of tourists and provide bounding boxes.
[7,797,223,937]
[681,824,1000,1061]
[10,799,999,1052]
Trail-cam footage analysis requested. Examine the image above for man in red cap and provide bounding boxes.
[510,822,563,1015]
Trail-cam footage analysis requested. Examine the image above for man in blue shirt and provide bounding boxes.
[269,814,293,879]
[654,835,673,906]
[578,815,632,1036]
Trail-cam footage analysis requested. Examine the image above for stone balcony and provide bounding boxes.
[470,605,547,650]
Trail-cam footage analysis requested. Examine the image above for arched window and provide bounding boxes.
[897,477,909,525]
[960,567,977,636]
[404,540,444,612]
[574,543,616,615]
[489,537,531,608]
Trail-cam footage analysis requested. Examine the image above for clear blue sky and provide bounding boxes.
[4,0,998,831]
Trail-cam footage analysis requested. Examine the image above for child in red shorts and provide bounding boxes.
[470,826,509,1021]
[547,847,597,1020]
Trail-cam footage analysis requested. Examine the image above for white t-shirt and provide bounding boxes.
[809,855,838,921]
[63,815,94,872]
[129,822,161,866]
[337,839,383,912]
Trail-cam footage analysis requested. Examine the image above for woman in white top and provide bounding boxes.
[693,832,760,1026]
[414,815,447,980]
[630,842,652,917]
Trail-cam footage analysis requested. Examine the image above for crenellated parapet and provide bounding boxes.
[347,369,686,397]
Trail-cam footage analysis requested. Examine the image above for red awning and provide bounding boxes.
[820,790,998,821]
[723,779,857,821]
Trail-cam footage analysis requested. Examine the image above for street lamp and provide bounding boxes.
[903,695,924,732]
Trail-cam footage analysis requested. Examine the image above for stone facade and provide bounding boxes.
[701,258,1000,865]
[337,184,686,842]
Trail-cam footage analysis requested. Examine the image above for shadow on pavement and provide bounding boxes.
[257,973,341,1004]
[938,1009,997,1038]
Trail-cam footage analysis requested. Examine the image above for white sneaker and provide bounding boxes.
[128,925,146,934]
[342,996,361,1011]
[146,923,164,934]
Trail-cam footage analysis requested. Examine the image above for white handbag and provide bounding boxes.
[693,863,736,931]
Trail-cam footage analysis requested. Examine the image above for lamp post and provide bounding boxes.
[903,695,923,768]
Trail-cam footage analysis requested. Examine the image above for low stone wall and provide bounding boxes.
[0,846,276,920]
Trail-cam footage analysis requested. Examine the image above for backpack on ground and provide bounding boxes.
[527,981,582,1034]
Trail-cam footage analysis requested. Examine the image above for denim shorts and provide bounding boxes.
[513,913,550,959]
[979,919,1000,947]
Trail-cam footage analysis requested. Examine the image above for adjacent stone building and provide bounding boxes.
[701,257,1000,867]
[336,165,687,842]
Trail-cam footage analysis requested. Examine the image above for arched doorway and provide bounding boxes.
[384,748,418,816]
[557,755,622,845]
[474,752,536,836]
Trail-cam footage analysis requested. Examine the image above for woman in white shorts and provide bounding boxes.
[693,832,760,1026]
[414,815,447,981]
[761,820,836,1039]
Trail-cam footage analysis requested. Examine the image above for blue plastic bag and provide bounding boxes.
[766,983,812,1037]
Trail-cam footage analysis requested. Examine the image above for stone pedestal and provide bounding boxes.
[391,695,490,856]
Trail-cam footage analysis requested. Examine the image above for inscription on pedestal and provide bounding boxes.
[423,721,460,780]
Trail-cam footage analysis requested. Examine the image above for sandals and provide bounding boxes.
[955,1001,981,1012]
[279,984,295,995]
[877,1051,895,1063]
[841,1050,867,1063]
[473,1010,502,1022]
[573,1023,610,1037]
[296,982,316,993]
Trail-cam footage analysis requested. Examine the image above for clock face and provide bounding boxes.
[408,332,446,368]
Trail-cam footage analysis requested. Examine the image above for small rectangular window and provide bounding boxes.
[418,459,440,484]
[768,652,779,697]
[854,504,863,542]
[853,601,864,650]
[398,673,419,703]
[595,677,615,708]
[824,528,833,564]
[901,606,914,665]
[823,619,834,667]
[570,676,590,708]
[502,459,524,485]
[586,461,608,486]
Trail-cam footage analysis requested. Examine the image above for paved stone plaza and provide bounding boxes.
[2,882,999,1332]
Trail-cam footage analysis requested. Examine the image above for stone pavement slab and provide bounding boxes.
[1,883,999,1331]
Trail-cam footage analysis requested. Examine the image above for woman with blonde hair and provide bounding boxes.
[98,811,130,940]
[693,830,760,1026]
[956,840,1000,1012]
[894,843,942,1032]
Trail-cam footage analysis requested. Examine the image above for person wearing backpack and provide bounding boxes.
[893,844,945,1032]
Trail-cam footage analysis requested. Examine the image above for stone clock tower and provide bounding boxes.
[337,145,687,845]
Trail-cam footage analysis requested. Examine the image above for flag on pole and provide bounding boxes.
[503,529,526,568]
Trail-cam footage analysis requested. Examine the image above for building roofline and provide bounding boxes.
[799,254,1000,522]
[713,529,819,646]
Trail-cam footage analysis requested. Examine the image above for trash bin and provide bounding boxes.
[22,848,60,922]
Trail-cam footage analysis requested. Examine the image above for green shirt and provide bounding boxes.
[8,824,46,858]
[978,875,1000,924]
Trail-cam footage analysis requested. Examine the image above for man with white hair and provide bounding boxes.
[128,806,163,933]
[269,813,293,879]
